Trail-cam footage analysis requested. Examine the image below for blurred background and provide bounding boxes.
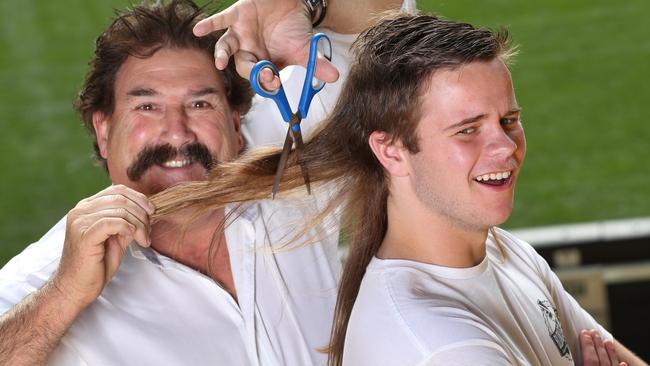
[1,0,649,357]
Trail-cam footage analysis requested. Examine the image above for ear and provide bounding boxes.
[92,111,110,159]
[231,111,244,153]
[368,131,409,177]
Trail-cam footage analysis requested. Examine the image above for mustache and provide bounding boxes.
[126,143,216,182]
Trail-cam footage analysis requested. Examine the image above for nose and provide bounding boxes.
[161,105,196,144]
[486,124,518,159]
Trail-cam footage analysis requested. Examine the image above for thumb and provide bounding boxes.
[104,236,128,285]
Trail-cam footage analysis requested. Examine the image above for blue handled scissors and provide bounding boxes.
[250,33,332,198]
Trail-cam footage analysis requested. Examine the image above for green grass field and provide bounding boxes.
[1,0,649,266]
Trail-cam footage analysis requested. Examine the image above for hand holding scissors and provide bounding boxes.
[250,33,332,198]
[193,0,339,84]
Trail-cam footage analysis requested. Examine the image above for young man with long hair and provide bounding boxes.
[154,11,646,366]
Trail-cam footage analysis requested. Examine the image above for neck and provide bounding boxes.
[150,207,236,298]
[377,189,489,268]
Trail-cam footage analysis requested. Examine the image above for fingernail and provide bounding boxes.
[217,49,228,60]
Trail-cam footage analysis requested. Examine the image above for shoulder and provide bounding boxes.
[489,227,548,268]
[489,227,535,255]
[0,216,67,313]
[346,259,511,364]
[0,215,66,280]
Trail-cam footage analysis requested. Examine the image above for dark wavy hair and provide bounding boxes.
[74,0,253,170]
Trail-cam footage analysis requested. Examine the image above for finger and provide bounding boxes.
[313,57,339,84]
[604,340,620,365]
[80,194,152,230]
[281,51,339,84]
[214,29,241,70]
[76,201,151,245]
[110,185,156,214]
[234,50,259,81]
[83,209,150,247]
[83,217,136,252]
[86,185,155,215]
[104,236,128,284]
[591,331,610,365]
[580,330,598,365]
[193,3,239,37]
[259,67,281,92]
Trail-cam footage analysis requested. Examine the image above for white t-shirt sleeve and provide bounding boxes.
[0,217,66,315]
[417,340,513,366]
[523,238,612,365]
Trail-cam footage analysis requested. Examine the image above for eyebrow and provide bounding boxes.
[189,87,220,98]
[125,87,221,99]
[445,107,521,131]
[126,87,157,98]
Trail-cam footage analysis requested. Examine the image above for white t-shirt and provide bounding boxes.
[343,228,612,366]
[0,198,340,366]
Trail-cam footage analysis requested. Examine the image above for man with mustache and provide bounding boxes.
[0,0,407,364]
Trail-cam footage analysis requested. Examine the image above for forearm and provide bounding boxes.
[319,0,403,34]
[0,281,84,365]
[615,340,648,366]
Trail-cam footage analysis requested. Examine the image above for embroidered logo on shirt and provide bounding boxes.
[537,299,572,361]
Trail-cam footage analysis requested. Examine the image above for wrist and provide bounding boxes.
[49,275,96,311]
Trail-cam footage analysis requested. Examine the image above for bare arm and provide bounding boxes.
[615,340,648,366]
[0,185,153,364]
[320,0,403,34]
[0,281,84,365]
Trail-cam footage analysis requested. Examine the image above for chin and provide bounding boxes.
[491,209,513,227]
[473,204,513,229]
[135,177,184,196]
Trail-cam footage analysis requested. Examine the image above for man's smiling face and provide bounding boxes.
[93,47,244,195]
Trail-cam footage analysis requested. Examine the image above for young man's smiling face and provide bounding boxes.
[406,58,526,232]
[93,47,244,196]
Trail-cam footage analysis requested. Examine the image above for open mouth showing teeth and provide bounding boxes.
[474,171,512,186]
[161,159,191,168]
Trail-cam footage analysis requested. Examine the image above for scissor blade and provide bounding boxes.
[272,128,293,199]
[290,118,311,195]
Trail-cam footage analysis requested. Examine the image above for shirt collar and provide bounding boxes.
[129,202,261,267]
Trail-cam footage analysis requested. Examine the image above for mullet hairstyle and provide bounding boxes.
[74,0,253,170]
[151,11,516,366]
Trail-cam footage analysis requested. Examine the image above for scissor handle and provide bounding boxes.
[298,33,332,118]
[250,60,292,122]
